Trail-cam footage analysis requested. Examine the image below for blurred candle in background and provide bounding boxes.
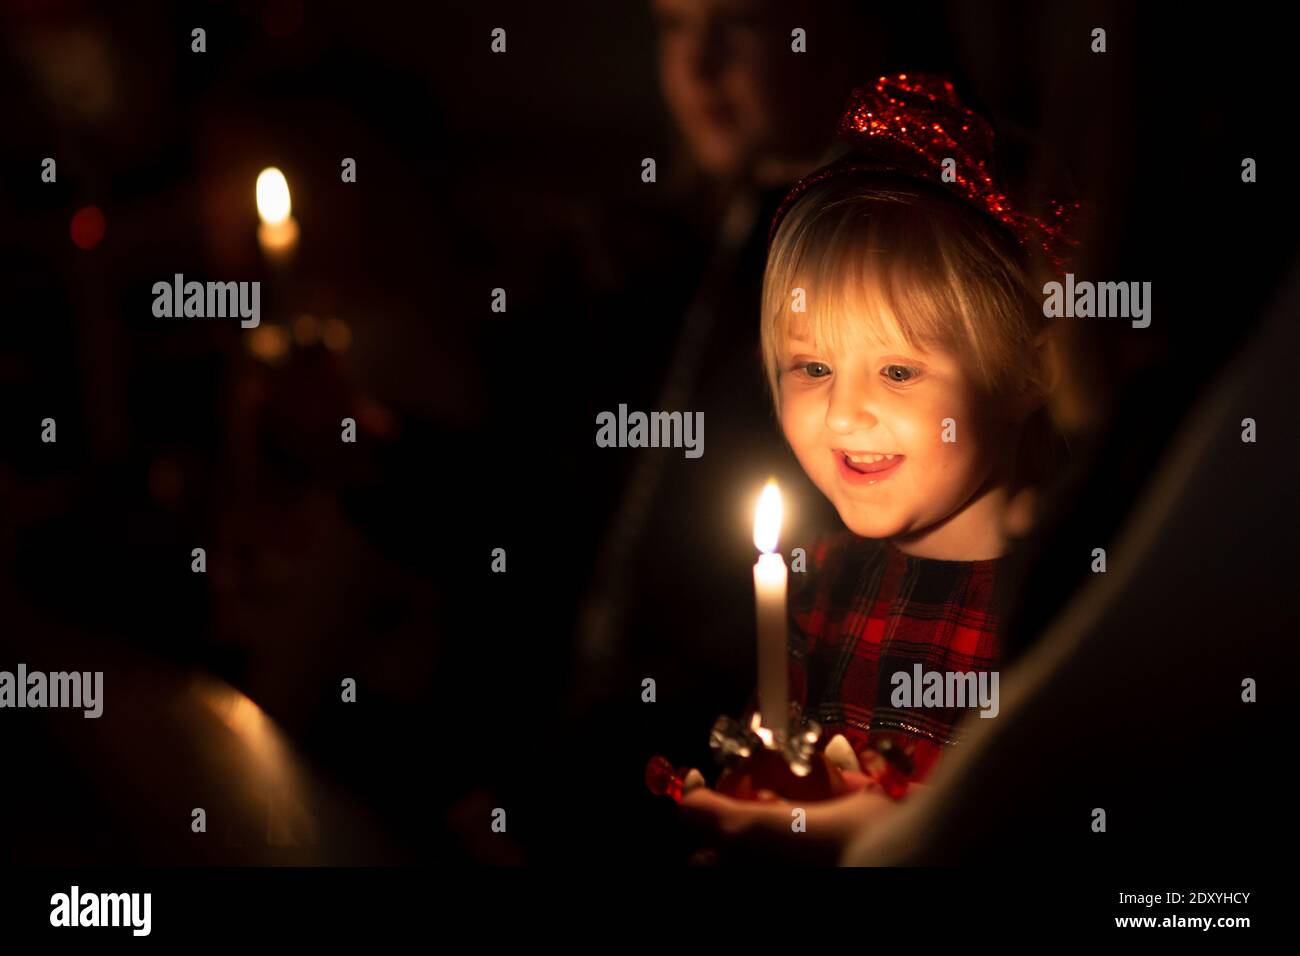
[256,166,299,261]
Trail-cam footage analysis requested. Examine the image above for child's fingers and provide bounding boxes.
[841,770,877,791]
[678,788,760,838]
[682,767,706,795]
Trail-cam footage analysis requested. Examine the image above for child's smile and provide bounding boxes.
[834,449,904,483]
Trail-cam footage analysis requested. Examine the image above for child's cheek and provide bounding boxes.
[920,398,988,493]
[777,392,799,447]
[780,392,820,459]
[884,403,937,471]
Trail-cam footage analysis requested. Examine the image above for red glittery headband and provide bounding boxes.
[769,73,1082,271]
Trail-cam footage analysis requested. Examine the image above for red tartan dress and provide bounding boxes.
[786,530,1006,784]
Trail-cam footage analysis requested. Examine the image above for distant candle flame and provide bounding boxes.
[256,167,292,225]
[753,479,782,553]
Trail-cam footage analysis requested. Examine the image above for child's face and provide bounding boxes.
[779,320,1015,553]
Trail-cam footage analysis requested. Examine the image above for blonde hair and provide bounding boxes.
[760,173,1066,489]
[759,176,1055,403]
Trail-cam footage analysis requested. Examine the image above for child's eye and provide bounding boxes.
[793,361,832,380]
[883,364,921,384]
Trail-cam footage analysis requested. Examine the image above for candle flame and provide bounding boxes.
[753,479,782,553]
[256,167,292,225]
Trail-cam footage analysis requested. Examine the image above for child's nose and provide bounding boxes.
[825,380,880,433]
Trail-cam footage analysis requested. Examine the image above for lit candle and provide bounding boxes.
[752,479,788,743]
[256,167,299,261]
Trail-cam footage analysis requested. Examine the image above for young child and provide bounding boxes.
[760,74,1074,789]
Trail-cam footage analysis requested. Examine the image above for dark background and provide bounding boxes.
[0,0,1290,866]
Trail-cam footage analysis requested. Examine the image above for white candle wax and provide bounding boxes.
[754,551,788,740]
[752,480,788,742]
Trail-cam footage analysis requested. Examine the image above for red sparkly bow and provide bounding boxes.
[769,73,1081,271]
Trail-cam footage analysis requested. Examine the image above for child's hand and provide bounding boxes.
[677,773,896,865]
